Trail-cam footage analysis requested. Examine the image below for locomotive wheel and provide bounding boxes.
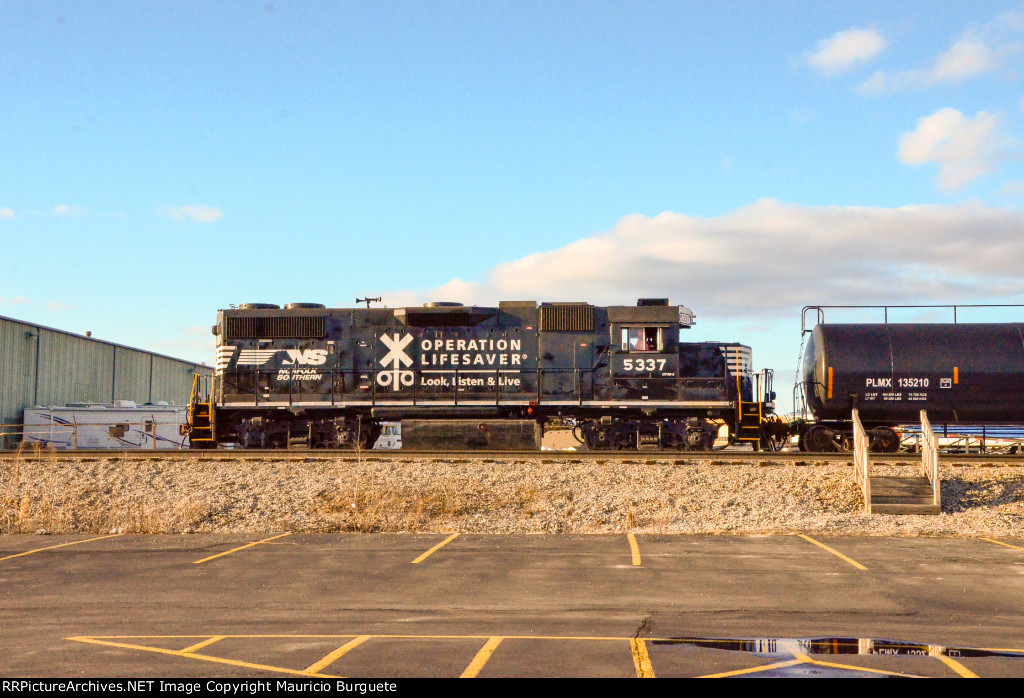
[804,425,836,452]
[869,427,900,453]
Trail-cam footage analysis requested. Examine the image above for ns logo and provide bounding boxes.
[282,349,328,366]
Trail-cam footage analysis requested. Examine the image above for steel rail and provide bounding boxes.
[1,448,1023,463]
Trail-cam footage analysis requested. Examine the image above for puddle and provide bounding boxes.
[653,636,1024,658]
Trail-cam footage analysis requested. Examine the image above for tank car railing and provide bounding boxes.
[920,410,941,508]
[851,408,871,512]
[802,303,1024,332]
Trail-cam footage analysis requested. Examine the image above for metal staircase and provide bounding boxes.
[853,409,940,515]
[185,372,216,449]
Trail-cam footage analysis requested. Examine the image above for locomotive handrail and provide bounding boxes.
[801,304,1024,333]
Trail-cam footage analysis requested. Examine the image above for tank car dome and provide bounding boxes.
[423,302,464,307]
[239,303,280,309]
[284,303,326,309]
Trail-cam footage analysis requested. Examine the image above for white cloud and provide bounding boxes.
[0,208,13,219]
[51,204,88,217]
[45,301,74,311]
[897,108,1019,191]
[857,11,1023,94]
[998,179,1024,197]
[166,205,223,223]
[805,27,887,75]
[0,296,33,305]
[384,200,1024,321]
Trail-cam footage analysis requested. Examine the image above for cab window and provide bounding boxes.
[621,327,662,352]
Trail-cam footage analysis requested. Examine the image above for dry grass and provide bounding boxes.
[0,445,220,534]
[0,452,1021,536]
[311,480,538,532]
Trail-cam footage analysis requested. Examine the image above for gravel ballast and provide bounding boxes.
[2,452,1022,536]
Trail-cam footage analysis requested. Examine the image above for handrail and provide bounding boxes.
[851,408,871,512]
[920,410,940,507]
[801,303,1024,333]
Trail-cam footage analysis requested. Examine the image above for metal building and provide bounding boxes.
[0,314,212,445]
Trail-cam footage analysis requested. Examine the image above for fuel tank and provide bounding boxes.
[803,323,1024,423]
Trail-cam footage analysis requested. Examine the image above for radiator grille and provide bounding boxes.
[540,304,594,332]
[225,316,325,339]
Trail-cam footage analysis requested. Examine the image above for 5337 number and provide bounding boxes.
[622,358,667,372]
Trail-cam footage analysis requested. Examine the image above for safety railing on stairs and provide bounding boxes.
[851,408,871,512]
[920,410,941,508]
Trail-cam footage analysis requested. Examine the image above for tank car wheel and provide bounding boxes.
[804,425,836,452]
[869,427,900,453]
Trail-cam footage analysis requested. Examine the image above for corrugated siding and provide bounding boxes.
[0,316,212,431]
[0,319,37,426]
[114,347,153,403]
[150,355,201,406]
[36,329,115,406]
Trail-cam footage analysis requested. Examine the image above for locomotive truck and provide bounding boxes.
[188,299,782,451]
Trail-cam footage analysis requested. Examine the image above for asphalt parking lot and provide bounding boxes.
[1,533,1023,677]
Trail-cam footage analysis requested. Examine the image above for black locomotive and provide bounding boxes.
[795,312,1024,452]
[195,298,780,450]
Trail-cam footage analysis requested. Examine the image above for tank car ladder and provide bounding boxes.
[185,372,216,449]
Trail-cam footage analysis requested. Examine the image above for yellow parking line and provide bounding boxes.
[699,658,804,677]
[796,534,867,570]
[304,636,371,674]
[627,533,641,567]
[180,636,225,654]
[0,534,121,562]
[411,533,460,564]
[935,654,978,678]
[66,636,339,678]
[807,658,924,677]
[460,637,503,678]
[981,538,1024,553]
[630,638,655,678]
[192,533,292,564]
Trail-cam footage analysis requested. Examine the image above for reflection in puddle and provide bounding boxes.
[653,636,1024,659]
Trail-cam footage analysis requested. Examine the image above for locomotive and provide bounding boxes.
[794,307,1024,452]
[192,298,781,450]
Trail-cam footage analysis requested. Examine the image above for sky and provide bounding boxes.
[2,1,1024,413]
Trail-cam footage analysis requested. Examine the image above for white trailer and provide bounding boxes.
[22,401,189,449]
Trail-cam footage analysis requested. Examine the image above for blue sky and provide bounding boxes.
[2,2,1024,412]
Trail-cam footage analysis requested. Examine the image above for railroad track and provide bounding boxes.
[2,447,1023,462]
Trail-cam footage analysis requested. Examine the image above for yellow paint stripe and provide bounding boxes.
[304,635,371,674]
[179,636,225,654]
[982,538,1024,553]
[411,533,459,564]
[827,367,833,399]
[935,654,978,678]
[0,534,121,562]
[807,658,924,677]
[630,638,655,678]
[193,533,292,564]
[460,637,503,678]
[796,534,868,570]
[699,658,804,678]
[627,533,641,567]
[66,636,338,678]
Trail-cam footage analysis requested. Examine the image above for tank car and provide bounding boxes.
[796,320,1024,452]
[193,299,779,450]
